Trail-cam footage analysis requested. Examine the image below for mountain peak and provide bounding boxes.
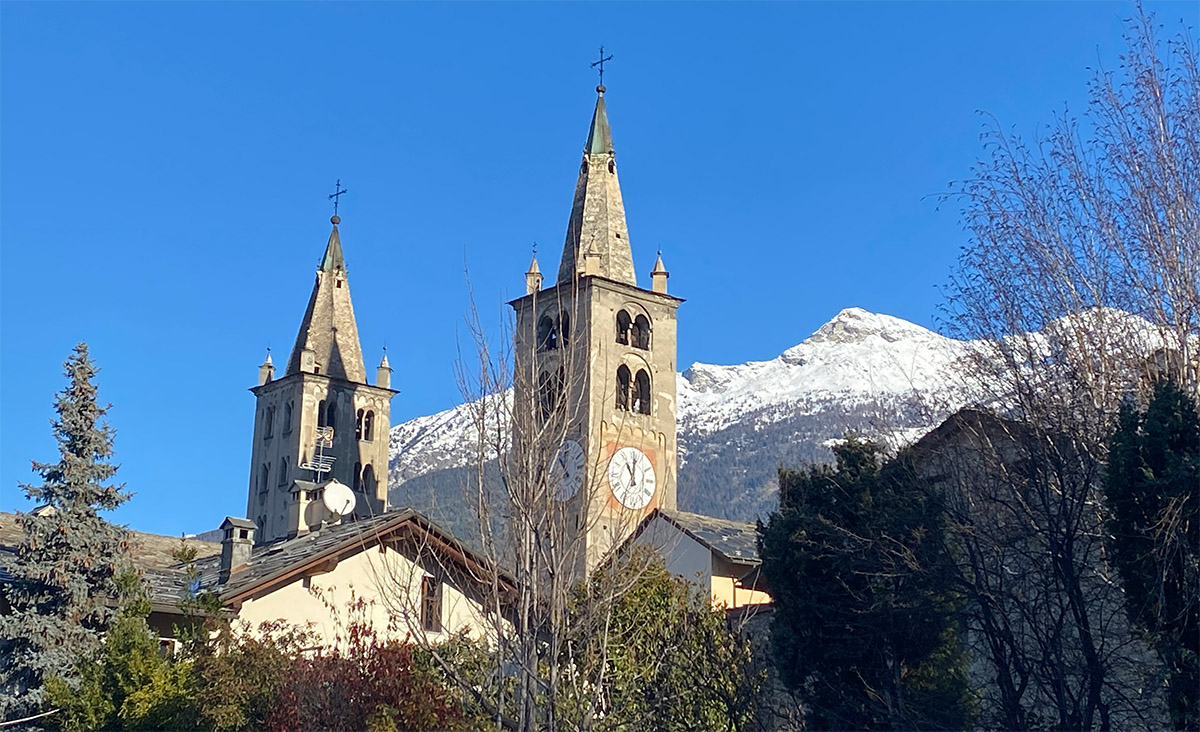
[803,308,937,347]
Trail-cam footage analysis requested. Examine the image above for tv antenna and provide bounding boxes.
[299,425,337,481]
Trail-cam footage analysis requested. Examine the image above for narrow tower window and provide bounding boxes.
[353,462,363,492]
[633,315,651,350]
[317,400,327,428]
[364,411,375,441]
[539,371,558,419]
[616,365,631,411]
[278,457,289,487]
[263,406,275,439]
[355,408,365,440]
[634,369,652,415]
[283,401,294,434]
[362,464,376,495]
[260,463,270,493]
[559,312,571,347]
[325,400,337,432]
[616,310,631,345]
[537,315,557,351]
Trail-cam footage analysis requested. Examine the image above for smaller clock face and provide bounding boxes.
[548,440,586,501]
[608,446,657,510]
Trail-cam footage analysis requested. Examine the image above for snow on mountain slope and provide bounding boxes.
[678,308,975,438]
[389,307,977,483]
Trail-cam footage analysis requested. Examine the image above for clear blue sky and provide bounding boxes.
[3,2,1195,536]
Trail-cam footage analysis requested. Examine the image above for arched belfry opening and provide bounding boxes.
[633,369,651,415]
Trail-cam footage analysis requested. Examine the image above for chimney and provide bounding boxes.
[219,516,257,583]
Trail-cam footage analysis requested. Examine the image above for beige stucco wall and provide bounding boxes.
[232,541,497,648]
[632,515,771,610]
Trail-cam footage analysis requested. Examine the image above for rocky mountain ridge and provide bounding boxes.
[388,307,981,525]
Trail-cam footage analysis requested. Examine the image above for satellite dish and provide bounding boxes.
[322,479,356,518]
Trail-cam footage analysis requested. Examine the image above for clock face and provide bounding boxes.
[548,440,585,501]
[607,446,656,510]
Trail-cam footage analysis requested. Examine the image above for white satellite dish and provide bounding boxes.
[322,479,357,518]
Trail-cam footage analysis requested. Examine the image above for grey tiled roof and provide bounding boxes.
[660,509,760,565]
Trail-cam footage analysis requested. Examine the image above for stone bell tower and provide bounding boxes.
[247,214,396,543]
[510,84,682,572]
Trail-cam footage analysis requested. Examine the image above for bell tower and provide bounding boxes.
[510,84,682,572]
[247,214,396,543]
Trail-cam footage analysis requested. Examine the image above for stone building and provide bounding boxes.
[509,83,684,573]
[245,215,395,543]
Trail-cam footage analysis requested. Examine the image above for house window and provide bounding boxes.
[421,575,443,632]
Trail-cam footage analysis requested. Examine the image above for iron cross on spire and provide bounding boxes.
[592,46,613,88]
[328,179,348,217]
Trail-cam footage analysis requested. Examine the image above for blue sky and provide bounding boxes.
[3,2,1195,536]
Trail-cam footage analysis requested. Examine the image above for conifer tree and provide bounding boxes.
[1105,380,1200,731]
[758,436,972,731]
[0,343,131,722]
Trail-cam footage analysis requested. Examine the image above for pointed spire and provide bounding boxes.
[558,86,636,286]
[526,249,543,295]
[376,347,393,389]
[321,215,346,272]
[258,348,276,386]
[285,216,368,382]
[651,249,669,294]
[585,86,614,155]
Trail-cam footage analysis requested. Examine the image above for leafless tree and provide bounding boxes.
[365,274,704,731]
[933,8,1198,729]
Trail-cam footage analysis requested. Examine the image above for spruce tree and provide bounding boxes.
[1105,380,1200,731]
[0,343,131,722]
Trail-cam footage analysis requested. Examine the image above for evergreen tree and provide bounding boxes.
[1105,380,1200,731]
[0,343,131,721]
[758,436,972,731]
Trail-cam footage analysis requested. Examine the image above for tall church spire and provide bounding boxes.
[285,215,367,383]
[557,85,636,286]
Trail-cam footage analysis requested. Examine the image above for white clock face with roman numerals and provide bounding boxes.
[548,439,585,501]
[607,446,656,510]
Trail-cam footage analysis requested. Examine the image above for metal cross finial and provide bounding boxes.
[532,241,538,256]
[592,46,614,87]
[328,179,348,216]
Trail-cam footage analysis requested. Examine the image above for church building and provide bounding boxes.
[80,80,770,648]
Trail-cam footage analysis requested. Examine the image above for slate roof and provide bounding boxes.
[143,507,511,613]
[0,511,221,575]
[656,509,760,566]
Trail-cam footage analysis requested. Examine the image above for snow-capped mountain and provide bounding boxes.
[388,307,981,525]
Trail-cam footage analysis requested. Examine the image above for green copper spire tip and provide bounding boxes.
[585,88,613,155]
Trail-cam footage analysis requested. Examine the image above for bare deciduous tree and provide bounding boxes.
[934,8,1198,730]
